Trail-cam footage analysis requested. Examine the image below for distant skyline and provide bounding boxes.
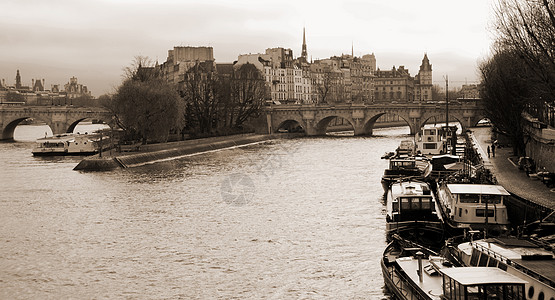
[1,0,495,97]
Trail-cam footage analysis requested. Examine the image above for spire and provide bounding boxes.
[301,27,308,60]
[351,41,354,57]
[15,69,21,89]
[420,53,432,71]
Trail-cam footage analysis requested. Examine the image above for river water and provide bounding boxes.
[0,124,410,299]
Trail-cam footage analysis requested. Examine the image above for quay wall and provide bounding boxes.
[74,133,279,171]
[523,113,555,172]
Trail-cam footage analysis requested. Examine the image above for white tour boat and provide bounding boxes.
[32,133,110,156]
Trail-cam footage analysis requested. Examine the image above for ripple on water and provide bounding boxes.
[0,126,409,299]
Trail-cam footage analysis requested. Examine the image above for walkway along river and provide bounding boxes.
[0,124,414,299]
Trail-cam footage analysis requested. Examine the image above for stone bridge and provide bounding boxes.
[0,105,113,140]
[265,102,486,136]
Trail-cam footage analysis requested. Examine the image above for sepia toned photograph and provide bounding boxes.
[1,0,554,299]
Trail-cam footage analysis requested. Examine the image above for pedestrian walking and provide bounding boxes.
[491,143,496,157]
[487,146,490,158]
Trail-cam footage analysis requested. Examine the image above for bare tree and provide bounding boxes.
[479,49,532,155]
[179,61,222,134]
[228,63,267,129]
[107,57,183,143]
[493,0,555,99]
[314,68,334,104]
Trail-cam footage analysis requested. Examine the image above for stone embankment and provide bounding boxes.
[74,133,280,171]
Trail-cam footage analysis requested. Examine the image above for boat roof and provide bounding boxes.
[445,184,510,196]
[391,181,432,197]
[36,133,101,143]
[472,238,555,285]
[441,267,528,285]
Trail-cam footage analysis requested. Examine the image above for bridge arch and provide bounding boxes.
[361,112,411,136]
[66,117,113,134]
[276,119,305,133]
[1,116,51,140]
[419,113,466,133]
[313,115,355,136]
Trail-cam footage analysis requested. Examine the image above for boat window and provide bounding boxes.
[401,198,411,210]
[459,194,480,203]
[466,285,482,300]
[443,275,452,299]
[481,194,502,204]
[478,253,489,266]
[421,198,431,210]
[392,201,399,212]
[476,209,494,217]
[425,129,436,135]
[470,249,480,266]
[411,198,421,210]
[488,257,498,267]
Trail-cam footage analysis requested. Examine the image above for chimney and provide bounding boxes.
[416,251,424,283]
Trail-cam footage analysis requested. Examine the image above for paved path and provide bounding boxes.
[470,127,554,210]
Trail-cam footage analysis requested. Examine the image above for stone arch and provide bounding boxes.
[1,116,51,141]
[313,115,355,136]
[66,113,114,134]
[419,113,466,133]
[276,119,305,133]
[361,112,412,136]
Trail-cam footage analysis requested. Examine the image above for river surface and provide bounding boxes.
[0,124,411,299]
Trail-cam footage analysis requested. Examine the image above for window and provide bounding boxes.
[424,143,436,149]
[459,194,480,203]
[476,209,494,217]
[481,194,502,204]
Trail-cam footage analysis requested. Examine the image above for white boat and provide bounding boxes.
[386,180,444,247]
[437,183,510,235]
[415,125,458,156]
[32,133,110,156]
[382,236,528,300]
[450,236,555,300]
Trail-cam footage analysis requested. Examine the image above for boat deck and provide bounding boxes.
[395,257,444,300]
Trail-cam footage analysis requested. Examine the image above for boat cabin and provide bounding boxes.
[388,181,437,222]
[439,184,510,227]
[441,267,527,300]
[415,125,457,156]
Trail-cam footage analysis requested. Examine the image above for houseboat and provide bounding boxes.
[386,180,444,247]
[436,183,510,235]
[32,133,110,156]
[382,235,528,300]
[448,236,555,300]
[415,125,458,156]
[381,156,432,192]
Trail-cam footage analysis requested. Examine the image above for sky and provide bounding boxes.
[1,0,496,97]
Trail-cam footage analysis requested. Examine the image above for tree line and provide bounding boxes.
[101,57,268,144]
[479,0,555,156]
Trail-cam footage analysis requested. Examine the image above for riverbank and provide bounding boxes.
[74,133,287,171]
[469,127,554,229]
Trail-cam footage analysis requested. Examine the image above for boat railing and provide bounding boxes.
[471,242,555,288]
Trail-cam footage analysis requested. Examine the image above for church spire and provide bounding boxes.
[301,27,308,60]
[15,69,21,89]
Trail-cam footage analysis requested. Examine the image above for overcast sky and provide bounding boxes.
[1,0,495,97]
